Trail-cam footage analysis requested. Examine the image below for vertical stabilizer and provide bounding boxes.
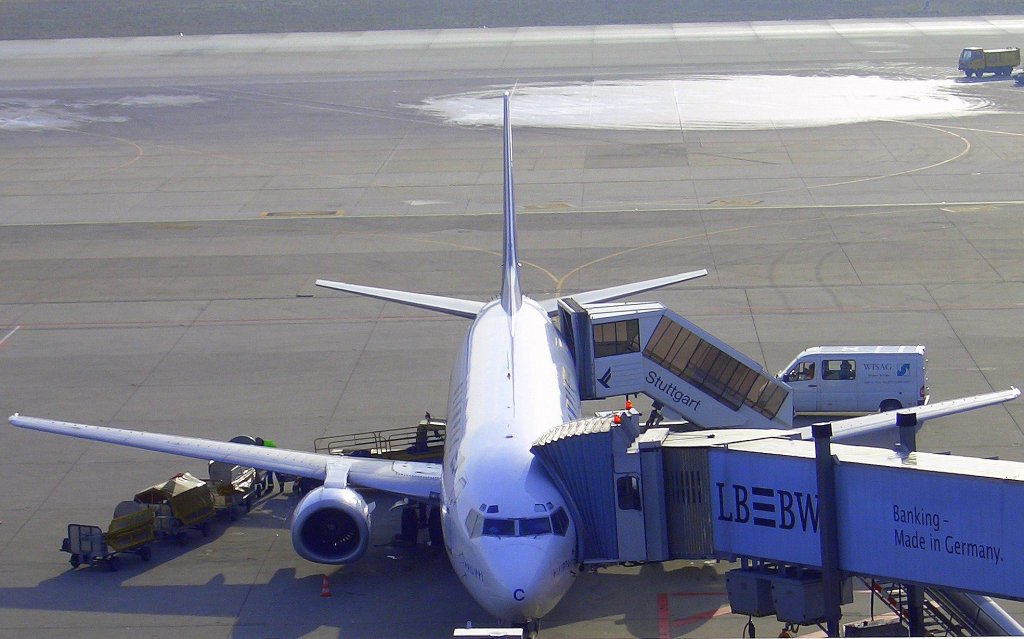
[500,93,523,315]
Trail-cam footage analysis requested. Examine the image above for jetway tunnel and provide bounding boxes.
[531,410,1024,634]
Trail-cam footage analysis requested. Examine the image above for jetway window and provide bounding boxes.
[617,475,642,511]
[594,319,640,357]
[643,316,789,418]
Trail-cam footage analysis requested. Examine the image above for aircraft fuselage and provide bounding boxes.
[442,296,581,622]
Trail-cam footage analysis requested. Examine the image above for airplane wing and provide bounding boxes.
[316,279,484,319]
[8,415,442,501]
[537,269,709,315]
[790,387,1021,442]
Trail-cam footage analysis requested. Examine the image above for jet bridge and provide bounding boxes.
[558,298,793,430]
[532,411,1024,628]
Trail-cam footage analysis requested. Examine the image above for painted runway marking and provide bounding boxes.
[0,325,20,349]
[657,591,729,639]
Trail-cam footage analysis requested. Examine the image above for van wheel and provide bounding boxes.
[879,399,902,412]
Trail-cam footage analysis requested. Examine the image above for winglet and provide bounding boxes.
[500,92,522,315]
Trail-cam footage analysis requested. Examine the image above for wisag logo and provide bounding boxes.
[897,363,910,377]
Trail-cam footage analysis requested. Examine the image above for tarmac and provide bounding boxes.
[1,17,1024,639]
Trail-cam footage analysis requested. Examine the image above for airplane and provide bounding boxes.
[9,94,1021,633]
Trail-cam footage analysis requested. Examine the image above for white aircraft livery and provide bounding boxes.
[9,94,1021,631]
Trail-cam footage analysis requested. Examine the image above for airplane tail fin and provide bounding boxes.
[500,92,523,315]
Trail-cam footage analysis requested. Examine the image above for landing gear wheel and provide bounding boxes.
[521,619,539,639]
[400,506,418,544]
[428,506,443,548]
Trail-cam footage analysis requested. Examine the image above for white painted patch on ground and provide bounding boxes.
[0,95,212,131]
[416,75,995,130]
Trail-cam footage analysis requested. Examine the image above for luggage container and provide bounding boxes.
[134,472,215,545]
[60,501,155,570]
[206,460,259,521]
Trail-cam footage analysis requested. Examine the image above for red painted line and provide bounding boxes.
[658,593,670,639]
[672,604,733,628]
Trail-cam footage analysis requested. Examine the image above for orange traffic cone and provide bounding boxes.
[320,574,331,598]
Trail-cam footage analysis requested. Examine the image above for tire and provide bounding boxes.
[69,554,81,568]
[176,531,189,546]
[139,546,152,562]
[879,399,902,412]
[400,507,418,544]
[428,506,443,548]
[107,555,120,572]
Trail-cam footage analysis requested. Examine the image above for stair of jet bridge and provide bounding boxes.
[558,297,793,430]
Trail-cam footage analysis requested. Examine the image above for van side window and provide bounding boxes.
[823,359,856,380]
[790,361,815,381]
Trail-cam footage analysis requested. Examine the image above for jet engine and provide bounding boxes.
[290,485,371,564]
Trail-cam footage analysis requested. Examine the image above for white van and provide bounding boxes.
[778,346,928,414]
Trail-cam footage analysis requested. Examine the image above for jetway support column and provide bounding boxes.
[813,423,842,638]
[898,411,926,638]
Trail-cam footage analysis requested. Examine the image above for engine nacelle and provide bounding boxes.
[290,485,371,564]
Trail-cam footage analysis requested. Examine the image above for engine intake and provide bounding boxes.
[291,485,371,564]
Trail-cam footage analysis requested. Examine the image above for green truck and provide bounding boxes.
[959,47,1020,77]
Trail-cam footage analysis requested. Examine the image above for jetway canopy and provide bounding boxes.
[558,298,793,429]
[532,412,1024,601]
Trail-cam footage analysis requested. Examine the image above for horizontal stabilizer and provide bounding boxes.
[792,387,1021,442]
[538,268,708,314]
[316,279,484,319]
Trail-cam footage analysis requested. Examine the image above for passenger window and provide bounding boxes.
[551,508,570,536]
[519,517,552,536]
[617,475,642,511]
[482,518,515,537]
[822,359,856,381]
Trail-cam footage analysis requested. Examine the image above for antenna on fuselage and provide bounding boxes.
[500,92,523,315]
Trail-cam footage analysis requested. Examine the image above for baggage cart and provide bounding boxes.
[206,460,260,521]
[60,501,155,570]
[134,472,215,545]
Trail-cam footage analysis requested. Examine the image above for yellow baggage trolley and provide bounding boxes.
[134,472,215,545]
[61,501,155,570]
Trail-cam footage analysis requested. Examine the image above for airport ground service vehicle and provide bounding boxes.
[779,345,927,414]
[133,472,215,544]
[60,501,155,570]
[958,47,1020,77]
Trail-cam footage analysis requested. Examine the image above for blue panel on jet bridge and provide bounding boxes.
[532,417,618,561]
